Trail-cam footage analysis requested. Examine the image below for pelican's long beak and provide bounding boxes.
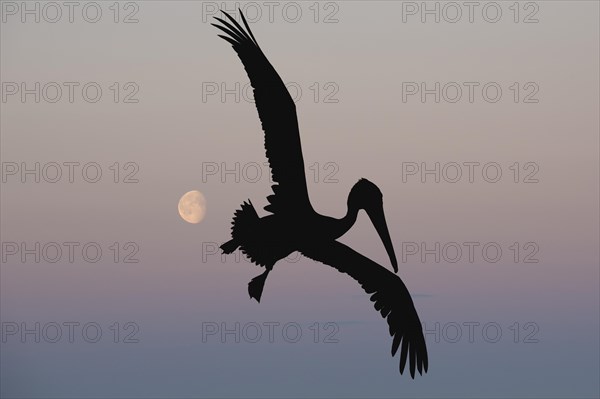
[366,202,398,273]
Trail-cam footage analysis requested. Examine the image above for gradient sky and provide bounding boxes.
[1,1,599,398]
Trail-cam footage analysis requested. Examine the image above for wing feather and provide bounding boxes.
[302,241,428,378]
[213,10,312,215]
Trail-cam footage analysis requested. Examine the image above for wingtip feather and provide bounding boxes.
[217,34,238,46]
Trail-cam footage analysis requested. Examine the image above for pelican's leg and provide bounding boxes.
[248,269,270,303]
[220,238,239,254]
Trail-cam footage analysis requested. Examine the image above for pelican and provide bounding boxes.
[213,10,428,377]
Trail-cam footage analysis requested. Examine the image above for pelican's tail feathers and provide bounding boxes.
[232,199,258,226]
[222,200,256,255]
[230,200,259,239]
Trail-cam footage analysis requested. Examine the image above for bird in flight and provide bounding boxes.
[213,10,428,377]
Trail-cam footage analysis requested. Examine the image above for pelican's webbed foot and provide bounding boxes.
[248,269,270,302]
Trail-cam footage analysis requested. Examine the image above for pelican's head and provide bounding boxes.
[348,178,399,273]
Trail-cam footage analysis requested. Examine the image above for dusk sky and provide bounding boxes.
[1,1,599,398]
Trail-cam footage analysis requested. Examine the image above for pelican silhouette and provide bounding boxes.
[213,10,428,377]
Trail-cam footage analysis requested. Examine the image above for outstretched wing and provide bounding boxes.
[301,241,428,378]
[212,11,312,215]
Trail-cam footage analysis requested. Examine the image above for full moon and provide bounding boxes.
[178,190,206,224]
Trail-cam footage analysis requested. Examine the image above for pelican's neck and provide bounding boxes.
[336,203,359,238]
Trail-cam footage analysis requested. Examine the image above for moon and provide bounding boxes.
[178,190,206,224]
